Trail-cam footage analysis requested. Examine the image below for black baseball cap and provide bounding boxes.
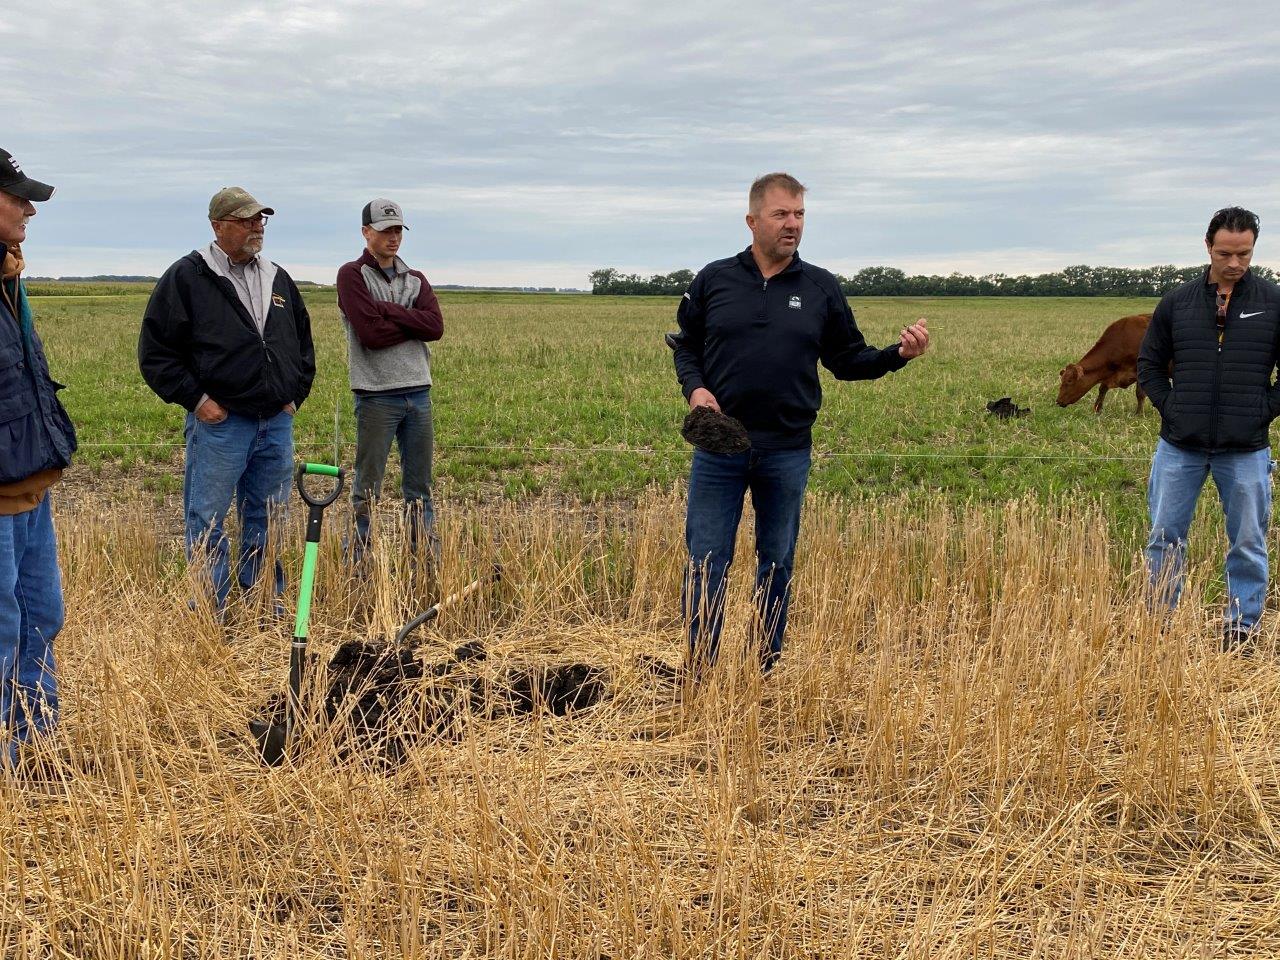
[0,148,54,202]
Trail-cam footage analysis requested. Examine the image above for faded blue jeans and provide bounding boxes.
[684,446,812,670]
[183,410,293,612]
[0,496,62,764]
[1146,438,1274,632]
[352,389,436,556]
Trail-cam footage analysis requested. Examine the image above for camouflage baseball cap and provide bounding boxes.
[208,186,274,221]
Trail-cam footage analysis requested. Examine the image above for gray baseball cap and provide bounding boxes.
[362,198,408,231]
[209,186,274,221]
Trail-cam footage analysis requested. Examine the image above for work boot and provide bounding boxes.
[1222,625,1256,656]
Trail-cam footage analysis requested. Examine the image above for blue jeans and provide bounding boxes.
[352,389,436,555]
[1146,438,1274,631]
[0,496,62,764]
[184,410,293,612]
[684,446,812,669]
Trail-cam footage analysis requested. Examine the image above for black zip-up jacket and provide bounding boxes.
[671,248,908,449]
[138,251,315,417]
[0,246,76,486]
[1137,268,1280,453]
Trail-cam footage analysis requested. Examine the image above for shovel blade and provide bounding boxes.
[249,718,289,766]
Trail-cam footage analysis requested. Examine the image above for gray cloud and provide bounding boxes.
[7,0,1280,284]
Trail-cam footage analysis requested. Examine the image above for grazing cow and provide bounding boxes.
[1057,313,1152,413]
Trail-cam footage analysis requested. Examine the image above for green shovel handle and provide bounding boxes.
[284,461,345,754]
[292,463,345,638]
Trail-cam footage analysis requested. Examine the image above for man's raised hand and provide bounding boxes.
[899,317,930,359]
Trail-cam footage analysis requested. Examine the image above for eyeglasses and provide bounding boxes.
[1216,291,1228,332]
[220,214,269,227]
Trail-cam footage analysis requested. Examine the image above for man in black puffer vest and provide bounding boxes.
[0,148,75,766]
[1138,206,1280,652]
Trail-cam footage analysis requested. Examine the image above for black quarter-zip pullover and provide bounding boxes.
[671,247,908,449]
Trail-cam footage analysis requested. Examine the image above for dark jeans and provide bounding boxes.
[183,410,293,612]
[0,496,62,763]
[352,389,436,555]
[684,446,812,670]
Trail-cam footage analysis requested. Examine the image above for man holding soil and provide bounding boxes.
[0,148,76,763]
[671,172,929,672]
[337,199,444,561]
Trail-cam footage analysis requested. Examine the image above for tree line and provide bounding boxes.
[589,264,1279,297]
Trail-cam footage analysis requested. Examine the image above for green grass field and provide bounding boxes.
[32,286,1167,532]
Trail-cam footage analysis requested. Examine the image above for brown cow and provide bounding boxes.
[1057,313,1152,413]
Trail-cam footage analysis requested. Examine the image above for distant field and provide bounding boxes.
[24,281,157,297]
[31,286,1169,533]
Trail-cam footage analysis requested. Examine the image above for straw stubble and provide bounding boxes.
[1,491,1277,957]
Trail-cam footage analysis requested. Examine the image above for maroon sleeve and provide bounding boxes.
[336,262,410,349]
[376,270,444,342]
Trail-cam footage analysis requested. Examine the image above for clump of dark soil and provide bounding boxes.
[502,663,608,716]
[248,638,610,767]
[450,639,488,663]
[682,406,751,454]
[987,397,1030,419]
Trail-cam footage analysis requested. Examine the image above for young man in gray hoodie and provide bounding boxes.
[336,200,444,560]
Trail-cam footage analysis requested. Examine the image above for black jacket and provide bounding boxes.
[1137,268,1280,453]
[138,251,315,417]
[0,250,76,485]
[671,248,908,449]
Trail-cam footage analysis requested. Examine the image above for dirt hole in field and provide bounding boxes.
[501,663,608,716]
[248,638,610,767]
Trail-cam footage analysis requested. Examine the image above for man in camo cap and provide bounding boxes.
[139,187,315,618]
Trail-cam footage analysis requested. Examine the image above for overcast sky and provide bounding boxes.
[6,0,1278,286]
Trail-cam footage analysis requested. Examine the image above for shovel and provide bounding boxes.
[250,461,345,766]
[394,562,503,647]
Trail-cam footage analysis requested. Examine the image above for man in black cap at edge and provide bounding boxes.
[0,148,76,769]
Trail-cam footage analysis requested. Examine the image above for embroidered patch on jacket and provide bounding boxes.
[272,293,286,308]
[789,295,802,310]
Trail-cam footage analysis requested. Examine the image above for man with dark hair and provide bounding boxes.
[139,187,315,617]
[336,199,444,560]
[671,172,929,673]
[1138,206,1280,651]
[0,148,76,763]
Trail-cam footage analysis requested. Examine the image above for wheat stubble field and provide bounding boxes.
[4,289,1280,957]
[3,490,1279,958]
